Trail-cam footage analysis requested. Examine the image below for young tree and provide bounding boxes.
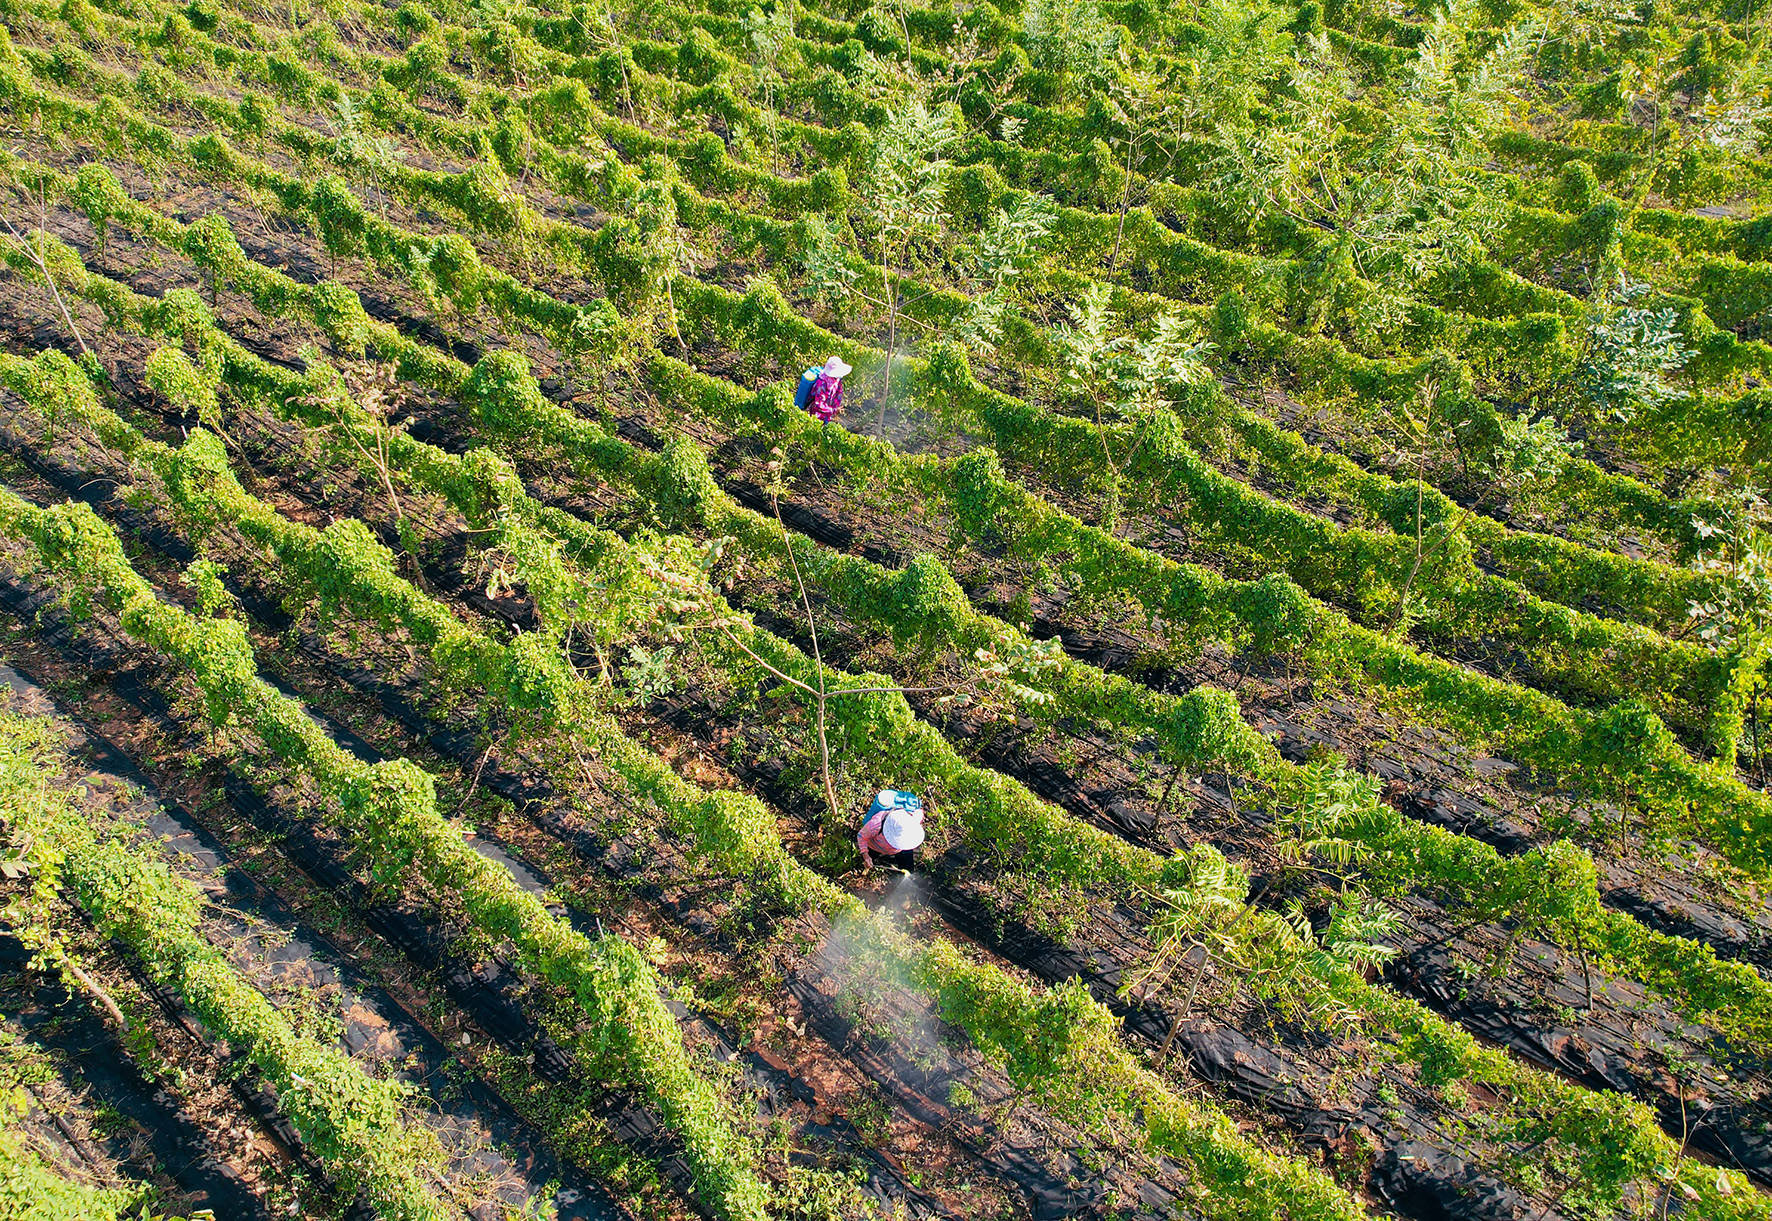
[1614,31,1772,211]
[1574,273,1694,426]
[952,196,1054,353]
[1688,485,1772,651]
[859,100,956,437]
[742,3,795,173]
[1103,65,1181,270]
[802,188,1047,371]
[290,357,416,537]
[640,449,1062,826]
[1377,372,1469,637]
[69,163,130,271]
[1049,285,1215,529]
[1022,0,1119,96]
[145,341,229,449]
[929,12,1025,127]
[1476,409,1582,504]
[329,92,402,218]
[1210,12,1532,342]
[1682,482,1772,775]
[1,181,94,359]
[1169,0,1290,140]
[1123,836,1397,1063]
[600,158,698,347]
[800,211,861,314]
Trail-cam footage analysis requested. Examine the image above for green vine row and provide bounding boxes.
[0,447,772,1221]
[0,706,448,1221]
[1,228,1760,1216]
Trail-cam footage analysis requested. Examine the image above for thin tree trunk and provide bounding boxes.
[1386,436,1430,637]
[1659,1079,1691,1221]
[1575,928,1594,1010]
[665,278,686,351]
[1750,680,1765,785]
[1159,942,1208,1064]
[876,266,897,440]
[775,495,841,825]
[1386,550,1426,636]
[66,959,128,1031]
[1093,393,1122,530]
[3,210,92,358]
[1109,138,1136,273]
[1154,763,1183,817]
[814,691,838,826]
[1158,882,1268,1065]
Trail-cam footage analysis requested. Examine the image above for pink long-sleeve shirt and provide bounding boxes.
[857,803,922,866]
[809,374,843,422]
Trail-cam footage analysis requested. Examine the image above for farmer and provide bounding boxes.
[793,356,851,423]
[857,789,927,871]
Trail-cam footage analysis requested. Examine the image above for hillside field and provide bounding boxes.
[1,0,1772,1217]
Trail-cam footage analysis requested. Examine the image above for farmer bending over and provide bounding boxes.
[794,356,851,423]
[858,789,926,871]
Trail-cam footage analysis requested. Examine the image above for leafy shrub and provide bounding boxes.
[646,437,720,528]
[1576,277,1694,425]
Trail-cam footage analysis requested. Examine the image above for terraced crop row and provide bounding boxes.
[2,0,1770,1216]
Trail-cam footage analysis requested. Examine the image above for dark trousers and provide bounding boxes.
[878,848,917,870]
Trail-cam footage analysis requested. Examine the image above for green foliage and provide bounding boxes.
[68,162,128,261]
[463,348,550,434]
[1576,276,1695,425]
[1168,687,1257,770]
[867,99,954,247]
[1688,485,1772,649]
[798,211,859,308]
[947,449,1023,548]
[1555,159,1604,212]
[470,18,541,84]
[0,1123,170,1220]
[1021,0,1117,90]
[885,551,966,647]
[1232,573,1315,656]
[392,0,437,41]
[677,26,729,85]
[645,436,720,528]
[143,344,221,427]
[0,711,446,1221]
[1274,761,1387,871]
[183,557,234,617]
[10,19,1772,1214]
[1477,409,1581,494]
[0,357,771,1221]
[1139,841,1399,1029]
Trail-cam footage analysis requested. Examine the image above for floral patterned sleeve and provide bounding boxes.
[810,375,842,422]
[856,807,890,864]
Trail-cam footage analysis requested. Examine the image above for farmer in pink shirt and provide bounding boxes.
[794,356,851,423]
[857,790,927,871]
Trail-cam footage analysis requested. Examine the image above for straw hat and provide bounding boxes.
[882,810,925,851]
[822,356,852,380]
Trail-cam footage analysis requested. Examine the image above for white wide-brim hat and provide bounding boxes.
[822,356,852,379]
[882,811,925,851]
